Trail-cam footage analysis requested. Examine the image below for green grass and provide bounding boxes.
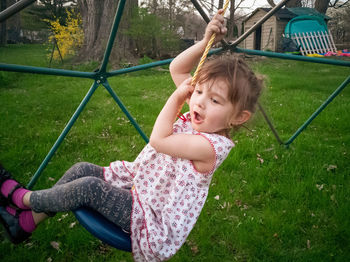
[0,44,349,261]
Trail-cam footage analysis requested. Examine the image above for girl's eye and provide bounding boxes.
[211,98,219,104]
[196,90,202,94]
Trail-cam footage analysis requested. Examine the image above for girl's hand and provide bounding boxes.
[203,10,227,44]
[174,77,194,103]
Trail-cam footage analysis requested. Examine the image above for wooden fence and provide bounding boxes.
[284,30,337,56]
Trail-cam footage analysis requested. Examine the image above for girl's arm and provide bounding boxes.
[150,11,227,172]
[149,79,215,173]
[169,10,227,88]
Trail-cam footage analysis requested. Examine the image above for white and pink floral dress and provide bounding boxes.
[104,112,234,261]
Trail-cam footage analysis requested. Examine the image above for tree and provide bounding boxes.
[176,10,206,40]
[17,1,78,44]
[39,0,77,24]
[76,0,138,66]
[327,1,350,46]
[0,0,6,45]
[196,0,245,39]
[226,0,244,39]
[267,0,302,8]
[0,0,21,45]
[315,0,331,13]
[126,7,181,59]
[266,0,350,14]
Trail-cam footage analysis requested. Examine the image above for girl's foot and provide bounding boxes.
[0,164,30,209]
[0,164,13,206]
[0,206,35,244]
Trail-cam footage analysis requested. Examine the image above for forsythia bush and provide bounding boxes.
[45,10,84,60]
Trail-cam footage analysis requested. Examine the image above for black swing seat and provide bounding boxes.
[74,207,132,252]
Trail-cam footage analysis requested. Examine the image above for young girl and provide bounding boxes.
[0,11,262,261]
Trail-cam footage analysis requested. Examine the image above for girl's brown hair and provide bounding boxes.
[196,55,263,118]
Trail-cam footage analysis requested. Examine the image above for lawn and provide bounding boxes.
[0,44,349,261]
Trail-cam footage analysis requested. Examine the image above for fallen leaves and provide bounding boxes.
[316,184,324,191]
[219,201,232,210]
[256,154,264,164]
[330,194,338,205]
[57,213,69,222]
[98,243,112,255]
[235,200,248,210]
[256,148,280,164]
[24,242,34,249]
[50,241,61,251]
[326,164,337,172]
[186,239,199,255]
[56,212,78,230]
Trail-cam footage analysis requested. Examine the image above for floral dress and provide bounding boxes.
[104,113,234,261]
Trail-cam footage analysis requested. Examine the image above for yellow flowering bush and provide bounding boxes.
[45,10,84,60]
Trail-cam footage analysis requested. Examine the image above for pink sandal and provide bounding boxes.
[0,206,31,244]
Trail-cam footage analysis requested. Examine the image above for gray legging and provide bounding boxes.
[30,162,132,232]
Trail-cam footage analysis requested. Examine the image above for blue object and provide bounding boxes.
[284,15,328,35]
[74,207,132,252]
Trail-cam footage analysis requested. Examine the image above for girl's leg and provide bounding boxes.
[0,163,132,243]
[54,162,104,186]
[28,176,132,232]
[44,162,104,218]
[0,162,102,211]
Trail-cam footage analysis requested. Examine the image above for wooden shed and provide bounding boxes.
[242,7,330,52]
[243,8,295,52]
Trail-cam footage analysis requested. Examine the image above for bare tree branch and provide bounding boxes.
[267,0,276,7]
[330,0,349,8]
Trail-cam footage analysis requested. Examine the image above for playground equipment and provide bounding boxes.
[284,15,337,55]
[0,0,349,252]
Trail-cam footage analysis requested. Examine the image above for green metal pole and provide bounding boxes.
[0,0,35,23]
[234,47,350,67]
[99,0,126,73]
[108,59,173,77]
[284,75,350,146]
[27,81,100,189]
[102,80,149,143]
[107,49,223,77]
[0,63,96,79]
[257,102,284,145]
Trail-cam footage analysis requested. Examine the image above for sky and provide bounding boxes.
[198,0,272,16]
[239,0,270,11]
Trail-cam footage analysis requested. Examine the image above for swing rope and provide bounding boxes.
[178,0,229,120]
[191,0,230,86]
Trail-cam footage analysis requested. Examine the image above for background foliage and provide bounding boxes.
[126,7,181,59]
[45,10,83,60]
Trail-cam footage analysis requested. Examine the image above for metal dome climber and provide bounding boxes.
[0,0,349,252]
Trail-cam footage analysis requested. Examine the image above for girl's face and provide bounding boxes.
[189,79,236,136]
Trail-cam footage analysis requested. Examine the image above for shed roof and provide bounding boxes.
[287,7,331,20]
[243,7,295,22]
[243,7,330,23]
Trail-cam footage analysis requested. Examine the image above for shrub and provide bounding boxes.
[125,7,180,59]
[45,10,83,61]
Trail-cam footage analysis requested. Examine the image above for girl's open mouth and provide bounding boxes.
[193,111,203,124]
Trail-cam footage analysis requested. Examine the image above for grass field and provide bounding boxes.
[0,44,349,261]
